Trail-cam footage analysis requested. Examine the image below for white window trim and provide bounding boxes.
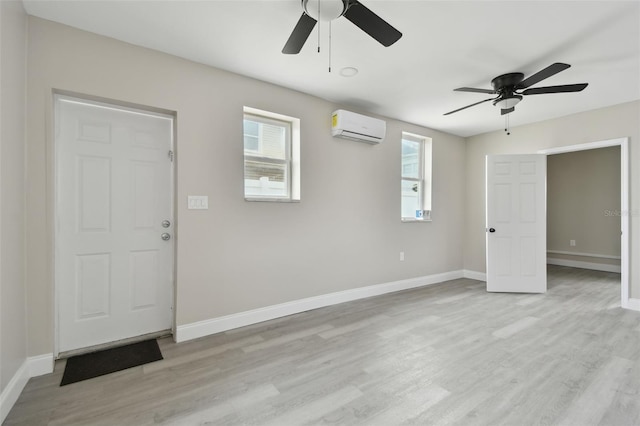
[401,132,432,222]
[243,106,300,202]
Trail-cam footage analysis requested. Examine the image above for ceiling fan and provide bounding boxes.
[444,63,588,116]
[282,0,402,54]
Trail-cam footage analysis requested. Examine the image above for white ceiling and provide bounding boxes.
[23,0,640,137]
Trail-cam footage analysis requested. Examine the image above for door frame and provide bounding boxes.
[538,137,629,309]
[51,91,178,358]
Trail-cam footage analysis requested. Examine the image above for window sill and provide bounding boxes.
[244,197,300,203]
[401,218,432,223]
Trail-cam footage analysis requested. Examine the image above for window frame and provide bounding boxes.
[242,118,262,154]
[401,132,432,222]
[243,107,300,202]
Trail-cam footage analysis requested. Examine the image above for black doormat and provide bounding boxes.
[60,339,163,386]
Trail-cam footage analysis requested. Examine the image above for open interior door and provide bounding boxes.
[486,154,546,293]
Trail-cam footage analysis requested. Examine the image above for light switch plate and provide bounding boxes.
[188,196,209,210]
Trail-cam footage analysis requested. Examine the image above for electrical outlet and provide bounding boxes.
[400,251,405,261]
[570,240,576,247]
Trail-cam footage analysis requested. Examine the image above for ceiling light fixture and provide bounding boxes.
[493,95,522,109]
[303,0,345,22]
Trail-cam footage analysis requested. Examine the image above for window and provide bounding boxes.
[243,107,300,201]
[401,132,432,221]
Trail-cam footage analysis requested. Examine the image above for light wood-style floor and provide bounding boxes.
[6,265,640,425]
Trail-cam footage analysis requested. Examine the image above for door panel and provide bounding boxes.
[130,250,160,310]
[78,156,111,231]
[76,253,111,318]
[486,154,546,293]
[56,96,174,353]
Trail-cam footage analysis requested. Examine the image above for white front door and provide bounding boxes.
[55,95,174,353]
[486,154,546,293]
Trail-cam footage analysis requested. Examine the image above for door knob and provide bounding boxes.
[161,233,171,241]
[489,228,496,233]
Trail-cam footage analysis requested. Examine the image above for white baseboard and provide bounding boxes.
[0,353,54,423]
[0,361,28,424]
[624,298,640,311]
[463,270,486,282]
[547,258,621,273]
[27,353,54,377]
[177,270,464,343]
[547,250,620,260]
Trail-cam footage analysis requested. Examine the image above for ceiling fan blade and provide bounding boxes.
[443,98,496,116]
[517,63,571,89]
[282,13,317,54]
[501,107,515,115]
[522,83,588,95]
[343,0,402,47]
[454,87,496,95]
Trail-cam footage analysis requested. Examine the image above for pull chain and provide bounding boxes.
[328,20,332,73]
[504,113,511,136]
[317,1,321,53]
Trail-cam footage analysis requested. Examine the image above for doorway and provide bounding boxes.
[540,138,629,307]
[54,94,176,356]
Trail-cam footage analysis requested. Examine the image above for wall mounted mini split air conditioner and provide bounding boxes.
[331,109,386,144]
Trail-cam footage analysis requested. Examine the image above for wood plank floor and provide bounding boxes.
[6,265,640,425]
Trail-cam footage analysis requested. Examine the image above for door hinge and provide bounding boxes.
[168,150,174,162]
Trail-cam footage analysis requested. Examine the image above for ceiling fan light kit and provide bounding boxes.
[303,0,345,21]
[494,95,522,110]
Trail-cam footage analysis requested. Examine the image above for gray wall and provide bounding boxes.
[20,15,640,362]
[25,18,466,356]
[0,0,27,392]
[547,147,621,265]
[464,101,640,297]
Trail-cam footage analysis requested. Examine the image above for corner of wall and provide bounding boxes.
[0,354,53,423]
[0,0,30,413]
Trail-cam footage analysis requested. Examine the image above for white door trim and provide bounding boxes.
[538,137,629,309]
[52,92,177,357]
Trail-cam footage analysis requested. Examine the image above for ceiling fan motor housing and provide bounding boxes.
[491,72,524,92]
[491,73,525,108]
